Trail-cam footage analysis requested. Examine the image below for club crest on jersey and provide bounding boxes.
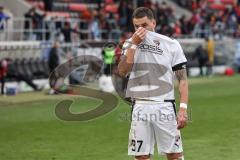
[153,40,160,46]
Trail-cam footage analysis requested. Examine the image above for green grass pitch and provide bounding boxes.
[0,75,240,160]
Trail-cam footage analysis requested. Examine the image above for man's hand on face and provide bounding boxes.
[177,108,188,129]
[132,27,147,45]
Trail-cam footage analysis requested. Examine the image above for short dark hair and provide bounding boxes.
[132,7,155,20]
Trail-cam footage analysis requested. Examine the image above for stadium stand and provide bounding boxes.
[17,0,239,40]
[0,0,237,42]
[173,0,240,38]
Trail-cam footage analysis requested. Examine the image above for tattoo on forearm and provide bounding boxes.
[118,55,134,76]
[175,69,187,81]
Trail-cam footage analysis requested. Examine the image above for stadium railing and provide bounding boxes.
[0,17,121,42]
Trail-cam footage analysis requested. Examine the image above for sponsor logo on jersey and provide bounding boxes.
[139,43,163,55]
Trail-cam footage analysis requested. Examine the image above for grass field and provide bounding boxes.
[0,75,240,160]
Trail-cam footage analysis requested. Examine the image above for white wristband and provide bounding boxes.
[180,103,188,109]
[130,44,137,50]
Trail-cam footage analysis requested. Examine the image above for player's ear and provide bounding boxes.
[152,19,156,28]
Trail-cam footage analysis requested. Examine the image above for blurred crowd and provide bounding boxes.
[23,2,119,42]
[27,0,240,40]
[1,0,240,42]
[22,0,192,42]
[24,7,81,42]
[10,0,239,42]
[174,0,240,39]
[118,0,192,38]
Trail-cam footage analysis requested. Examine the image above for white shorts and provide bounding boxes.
[128,101,183,156]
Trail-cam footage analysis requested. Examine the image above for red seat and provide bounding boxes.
[220,0,234,5]
[208,0,234,4]
[210,4,226,10]
[80,10,91,20]
[69,3,88,12]
[46,12,70,18]
[27,1,44,10]
[104,4,118,13]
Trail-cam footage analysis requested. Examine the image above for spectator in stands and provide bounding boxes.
[0,59,7,95]
[44,16,57,40]
[234,25,240,37]
[189,10,201,32]
[24,9,32,40]
[43,0,53,11]
[0,5,10,41]
[60,22,80,43]
[110,13,120,40]
[155,2,169,32]
[155,1,184,37]
[136,0,145,7]
[213,20,225,39]
[103,12,119,40]
[119,3,134,32]
[55,17,65,30]
[99,12,111,39]
[24,7,45,40]
[206,37,215,76]
[173,0,192,9]
[127,4,134,31]
[118,0,128,29]
[118,0,134,31]
[90,10,101,41]
[174,21,182,37]
[0,5,10,28]
[48,42,60,94]
[142,0,151,8]
[61,22,72,43]
[48,42,60,74]
[234,55,240,73]
[167,7,177,24]
[194,45,208,76]
[227,14,238,36]
[96,0,102,9]
[183,15,194,35]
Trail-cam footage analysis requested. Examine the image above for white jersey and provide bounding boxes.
[122,31,187,102]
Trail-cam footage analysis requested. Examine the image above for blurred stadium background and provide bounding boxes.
[0,0,240,159]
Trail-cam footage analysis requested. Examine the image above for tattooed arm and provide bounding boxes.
[118,49,136,77]
[175,68,189,104]
[175,68,189,129]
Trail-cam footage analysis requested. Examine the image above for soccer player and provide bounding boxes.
[118,7,188,160]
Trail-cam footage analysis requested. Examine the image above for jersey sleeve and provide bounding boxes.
[171,40,187,71]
